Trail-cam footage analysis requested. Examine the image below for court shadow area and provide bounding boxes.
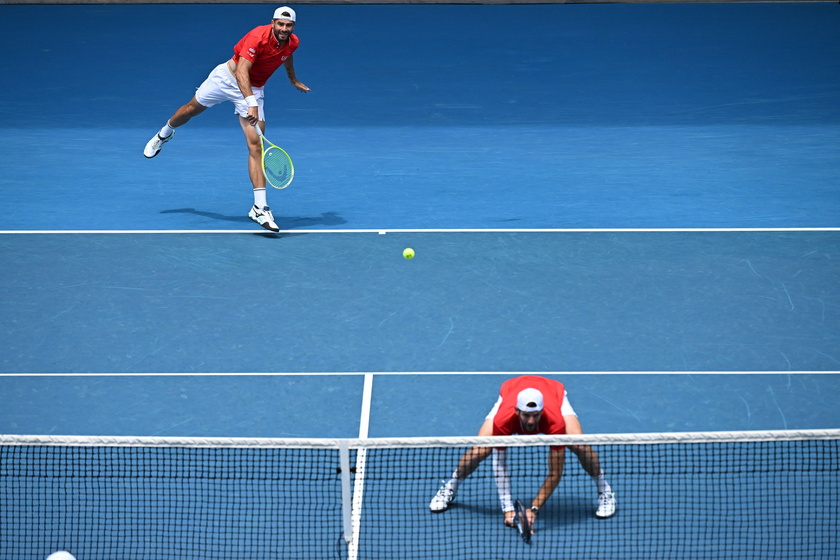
[160,208,346,229]
[454,496,596,530]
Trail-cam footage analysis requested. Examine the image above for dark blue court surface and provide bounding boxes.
[0,3,839,230]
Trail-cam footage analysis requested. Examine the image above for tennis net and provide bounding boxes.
[2,430,838,560]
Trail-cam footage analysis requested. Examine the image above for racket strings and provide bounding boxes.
[263,147,293,188]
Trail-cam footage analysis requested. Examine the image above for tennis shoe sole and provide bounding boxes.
[249,205,280,233]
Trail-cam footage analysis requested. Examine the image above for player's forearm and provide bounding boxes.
[532,474,562,510]
[233,66,255,100]
[284,56,299,84]
[532,449,565,509]
[492,449,514,512]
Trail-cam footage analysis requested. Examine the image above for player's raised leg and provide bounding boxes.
[144,97,207,158]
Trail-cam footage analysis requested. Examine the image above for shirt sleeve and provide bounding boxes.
[236,32,262,63]
[484,396,503,421]
[560,390,577,417]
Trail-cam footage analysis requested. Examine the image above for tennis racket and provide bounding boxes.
[514,500,532,544]
[254,123,294,189]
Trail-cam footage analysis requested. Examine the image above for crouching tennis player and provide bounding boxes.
[430,375,617,528]
[144,6,309,233]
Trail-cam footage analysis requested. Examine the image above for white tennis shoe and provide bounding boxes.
[595,491,616,518]
[248,205,280,233]
[429,482,456,512]
[143,130,174,158]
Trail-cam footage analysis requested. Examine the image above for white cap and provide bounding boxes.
[516,388,544,412]
[47,553,77,560]
[273,6,296,22]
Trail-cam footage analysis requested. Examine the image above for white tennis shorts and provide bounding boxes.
[485,390,577,420]
[195,61,265,121]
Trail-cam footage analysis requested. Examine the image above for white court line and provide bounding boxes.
[0,227,838,234]
[1,371,837,377]
[347,372,374,560]
[358,373,374,439]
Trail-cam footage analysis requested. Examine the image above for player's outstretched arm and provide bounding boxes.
[284,55,310,92]
[532,447,565,511]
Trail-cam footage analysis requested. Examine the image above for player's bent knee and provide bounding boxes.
[569,444,592,455]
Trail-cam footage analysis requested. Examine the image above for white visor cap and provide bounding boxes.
[273,6,296,22]
[516,388,544,412]
[47,553,77,560]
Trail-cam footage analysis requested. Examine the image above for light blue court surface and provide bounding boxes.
[1,231,839,375]
[0,3,839,443]
[1,373,837,438]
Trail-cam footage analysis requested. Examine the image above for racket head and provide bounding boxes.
[262,145,294,189]
[254,124,294,189]
[514,500,531,544]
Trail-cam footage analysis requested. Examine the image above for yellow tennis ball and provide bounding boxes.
[403,248,415,260]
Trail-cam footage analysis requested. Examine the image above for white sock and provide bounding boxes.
[594,469,612,494]
[447,471,461,492]
[159,121,175,138]
[253,188,267,208]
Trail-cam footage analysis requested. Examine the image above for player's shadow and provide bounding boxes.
[160,208,347,229]
[453,496,597,529]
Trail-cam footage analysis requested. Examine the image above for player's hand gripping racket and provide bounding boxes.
[514,500,532,544]
[254,123,294,189]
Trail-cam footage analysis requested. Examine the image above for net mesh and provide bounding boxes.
[2,431,838,560]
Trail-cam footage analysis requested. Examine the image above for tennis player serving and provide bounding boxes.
[430,375,617,530]
[144,6,310,233]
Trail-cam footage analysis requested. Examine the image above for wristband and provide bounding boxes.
[530,506,539,514]
[244,95,258,108]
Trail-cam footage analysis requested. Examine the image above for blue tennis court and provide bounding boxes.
[1,0,838,449]
[0,2,839,559]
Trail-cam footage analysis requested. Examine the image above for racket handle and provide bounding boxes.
[253,122,263,136]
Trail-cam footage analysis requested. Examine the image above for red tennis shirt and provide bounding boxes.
[492,375,567,436]
[232,25,300,88]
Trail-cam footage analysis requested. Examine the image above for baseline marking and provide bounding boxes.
[1,371,837,377]
[1,228,838,235]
